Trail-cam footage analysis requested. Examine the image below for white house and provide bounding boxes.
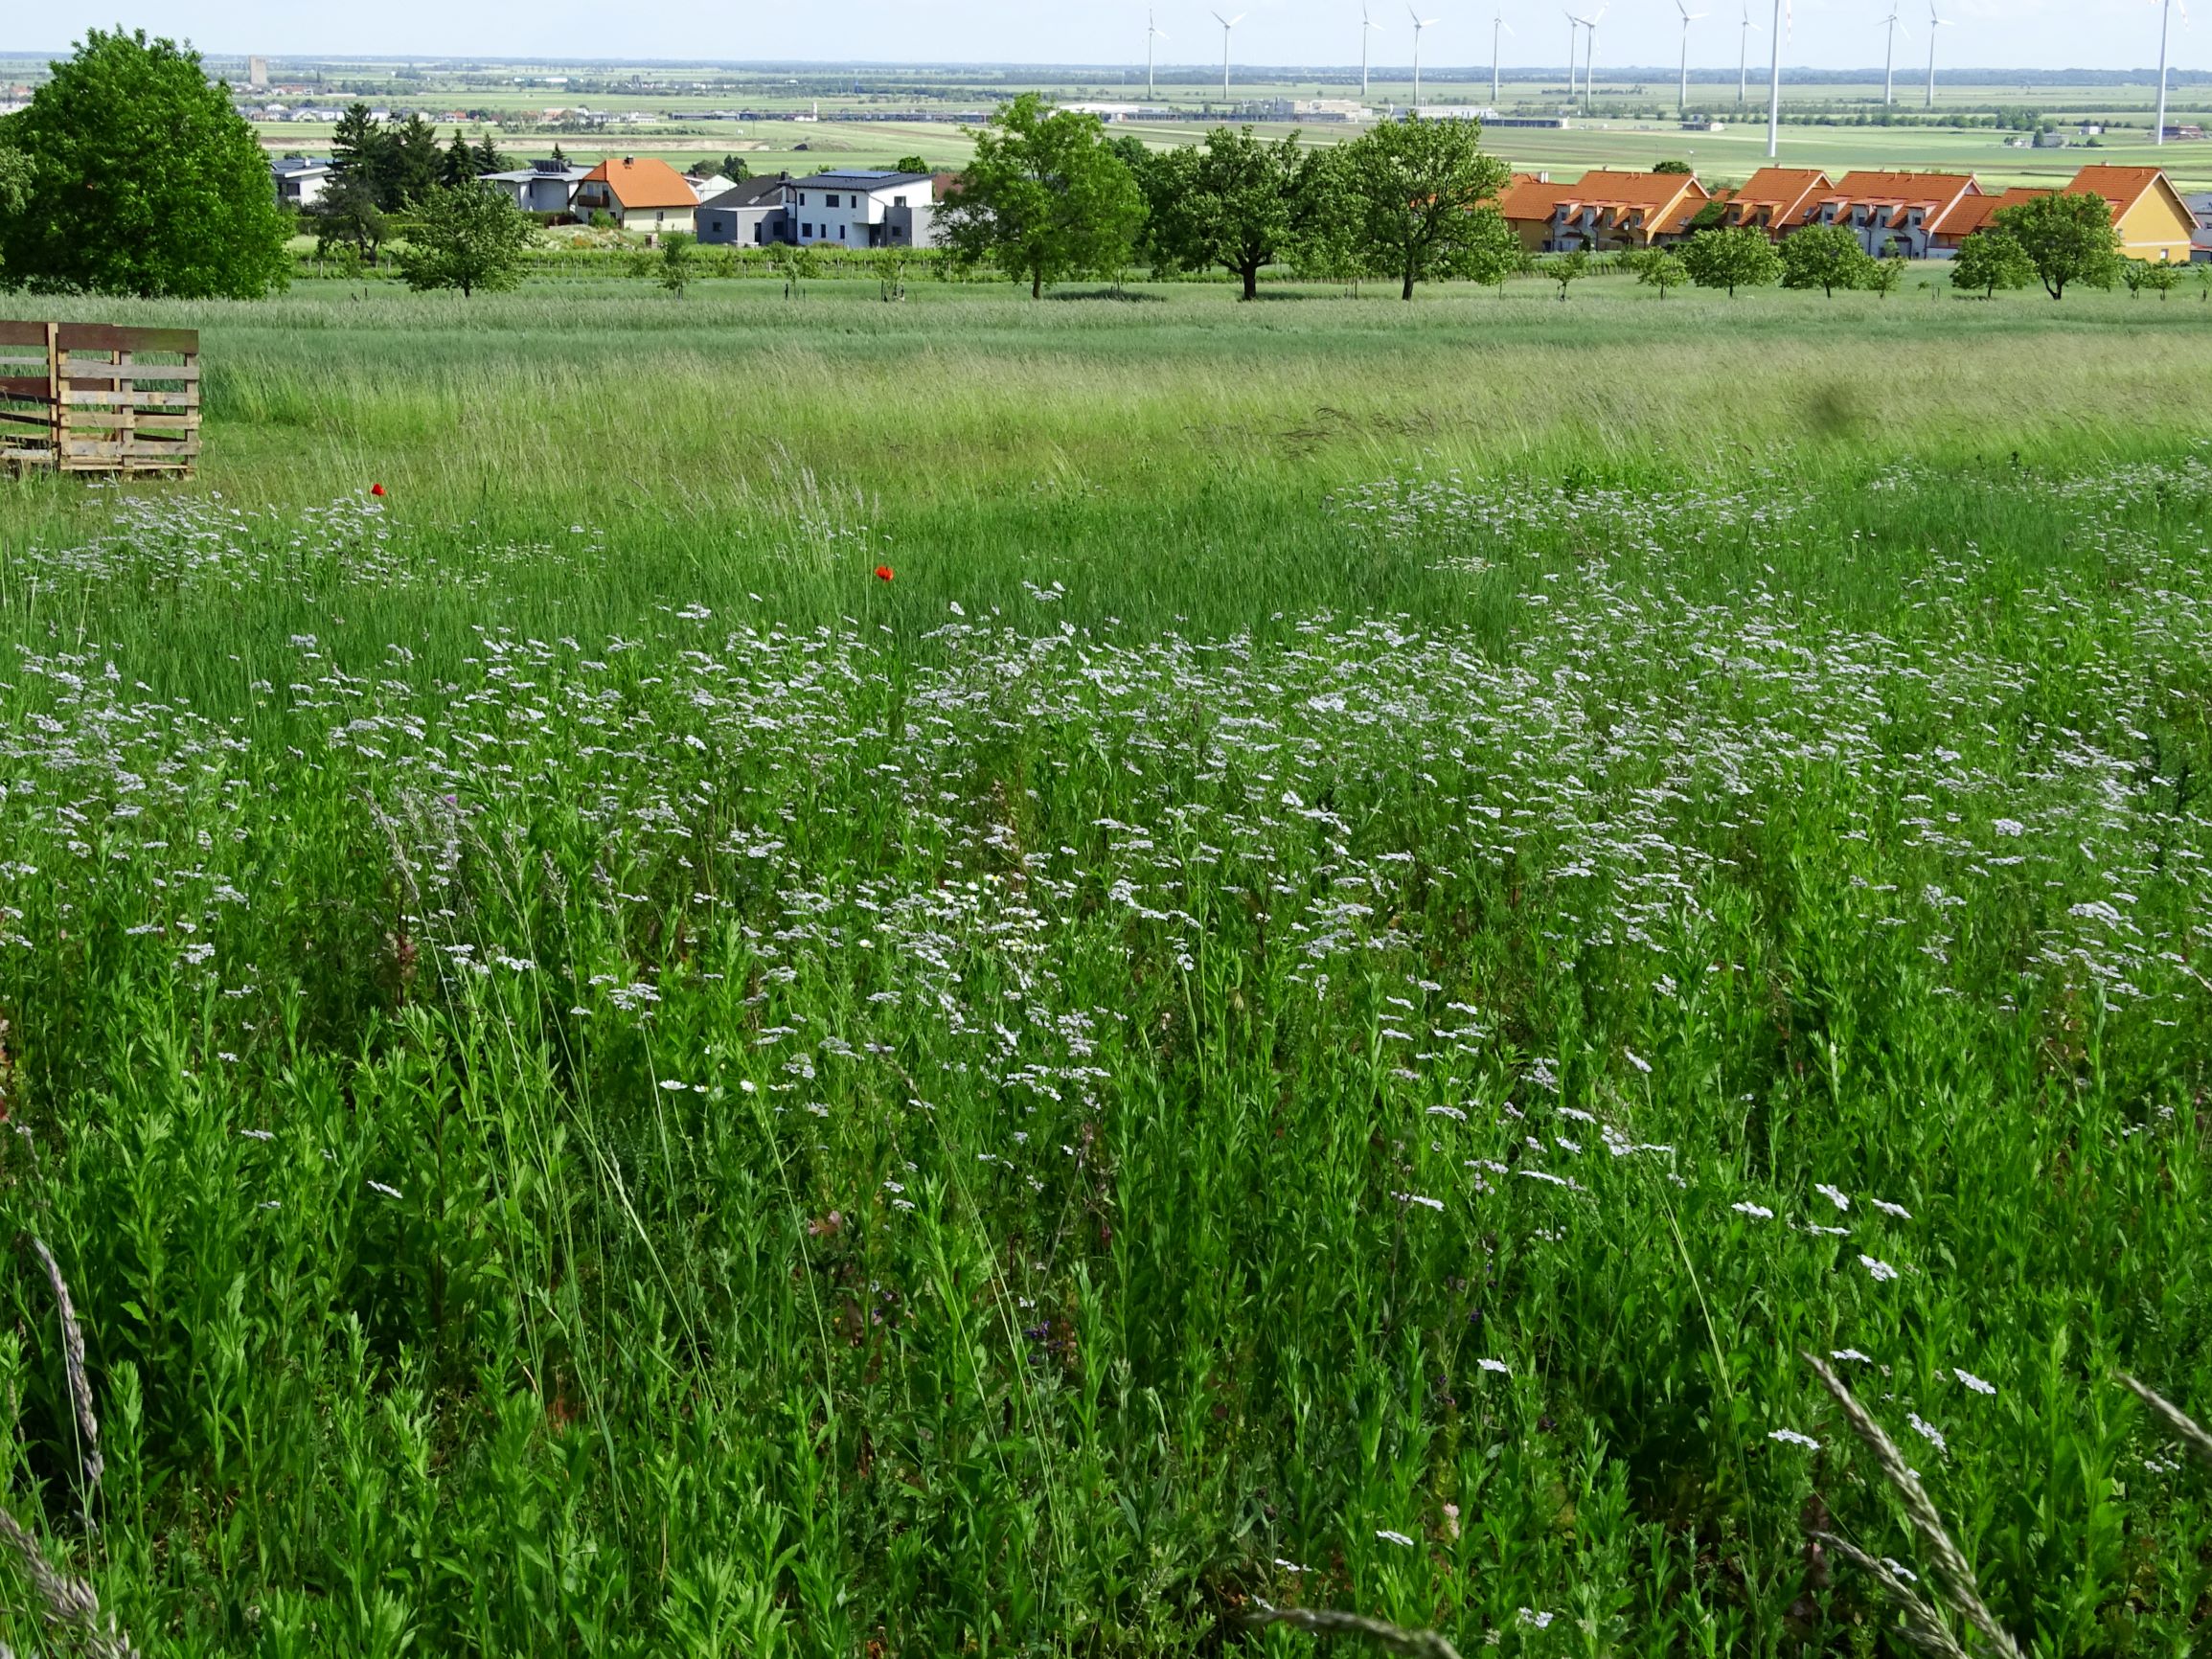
[271,157,334,209]
[479,159,591,215]
[783,170,940,250]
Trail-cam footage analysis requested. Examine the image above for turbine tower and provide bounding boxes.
[1214,11,1245,102]
[1738,1,1760,103]
[2153,0,2187,146]
[1563,11,1582,101]
[1765,0,1786,156]
[1494,8,1514,104]
[1362,1,1383,98]
[1676,0,1709,112]
[1147,9,1170,99]
[1582,5,1605,110]
[1880,4,1907,106]
[1411,7,1441,109]
[1923,2,1948,108]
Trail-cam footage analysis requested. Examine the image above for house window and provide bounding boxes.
[838,225,847,239]
[797,193,807,206]
[827,193,840,207]
[893,194,906,206]
[655,211,665,226]
[801,222,812,238]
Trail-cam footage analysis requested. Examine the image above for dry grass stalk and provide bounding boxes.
[2119,1375,2212,1470]
[0,1506,138,1659]
[25,1239,102,1500]
[1813,1529,1970,1659]
[1243,1602,1464,1658]
[1803,1351,2023,1659]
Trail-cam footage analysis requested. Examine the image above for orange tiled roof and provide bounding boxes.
[580,156,697,210]
[2064,164,2169,216]
[1828,170,1980,208]
[1497,169,1706,224]
[1727,165,1832,225]
[1931,186,2045,239]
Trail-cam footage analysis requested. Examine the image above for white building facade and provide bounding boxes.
[784,170,940,249]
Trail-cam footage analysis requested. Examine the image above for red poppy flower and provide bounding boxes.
[370,483,386,497]
[875,565,894,582]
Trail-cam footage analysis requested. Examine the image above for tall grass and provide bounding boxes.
[0,284,2207,1655]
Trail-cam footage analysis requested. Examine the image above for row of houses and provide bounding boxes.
[480,156,948,248]
[1498,163,2208,262]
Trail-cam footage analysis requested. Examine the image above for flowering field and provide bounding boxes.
[1,288,2211,1655]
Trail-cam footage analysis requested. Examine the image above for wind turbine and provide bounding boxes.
[1582,5,1606,109]
[1410,7,1441,110]
[1494,8,1514,104]
[1563,10,1583,100]
[2153,0,2189,146]
[1764,0,1787,156]
[1738,1,1760,103]
[1147,9,1170,99]
[1362,1,1383,98]
[1676,0,1709,112]
[1923,2,1948,108]
[1880,4,1908,106]
[1214,11,1245,102]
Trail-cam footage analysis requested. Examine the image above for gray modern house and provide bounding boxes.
[696,174,793,246]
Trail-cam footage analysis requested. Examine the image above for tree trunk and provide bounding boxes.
[1402,261,1416,301]
[1242,262,1259,301]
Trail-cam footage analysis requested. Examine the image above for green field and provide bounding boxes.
[2,279,2212,1655]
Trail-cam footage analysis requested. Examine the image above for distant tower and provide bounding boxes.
[247,55,269,90]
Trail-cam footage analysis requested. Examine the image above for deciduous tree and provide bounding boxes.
[1992,191,2120,299]
[1681,225,1782,297]
[1632,247,1689,298]
[0,28,290,298]
[1335,116,1515,301]
[1538,247,1589,300]
[1777,223,1875,296]
[399,181,535,298]
[1950,229,2035,299]
[1145,125,1308,300]
[940,94,1147,299]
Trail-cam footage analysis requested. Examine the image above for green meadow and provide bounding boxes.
[1,276,2211,1655]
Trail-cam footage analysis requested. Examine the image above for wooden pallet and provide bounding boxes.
[0,321,200,478]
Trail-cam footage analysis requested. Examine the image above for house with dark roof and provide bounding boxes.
[271,156,334,210]
[697,174,792,246]
[1495,170,1711,254]
[479,159,590,216]
[784,170,941,249]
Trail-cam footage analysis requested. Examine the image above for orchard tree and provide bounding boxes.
[1682,225,1782,296]
[1336,116,1515,300]
[0,28,290,298]
[1992,191,2120,298]
[1950,229,2035,298]
[1284,145,1380,292]
[658,231,697,297]
[1633,247,1689,298]
[940,94,1147,298]
[399,182,535,297]
[1864,255,1907,299]
[1778,223,1875,296]
[1147,125,1308,300]
[1538,247,1589,300]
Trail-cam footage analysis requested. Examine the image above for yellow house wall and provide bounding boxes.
[2115,191,2194,261]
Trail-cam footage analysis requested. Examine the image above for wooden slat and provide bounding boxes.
[0,321,197,353]
[61,391,199,409]
[54,361,200,383]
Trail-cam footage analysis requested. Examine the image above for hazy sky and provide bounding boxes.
[14,0,2198,78]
